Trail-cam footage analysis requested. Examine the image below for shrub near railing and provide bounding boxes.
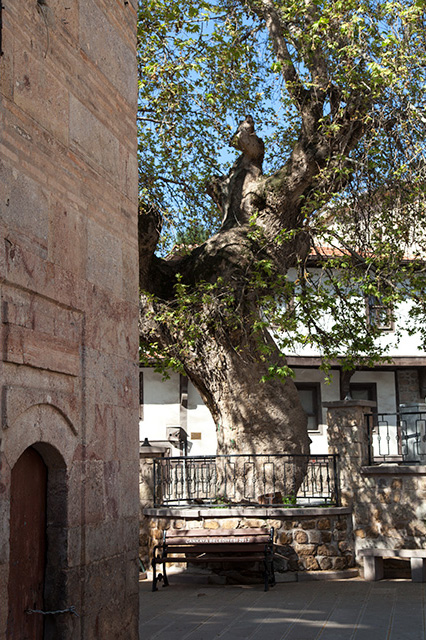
[152,453,339,508]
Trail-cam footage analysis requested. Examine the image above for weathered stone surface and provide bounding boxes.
[294,530,309,544]
[332,556,348,570]
[301,556,320,571]
[317,556,333,570]
[0,161,49,250]
[69,95,120,178]
[0,23,13,98]
[79,0,136,105]
[49,202,88,277]
[2,382,81,434]
[335,518,348,531]
[279,531,293,545]
[221,519,241,529]
[13,46,69,145]
[293,543,318,557]
[307,530,323,544]
[67,526,82,568]
[317,544,338,557]
[0,1,139,638]
[87,217,123,293]
[3,324,80,375]
[333,530,347,542]
[244,519,266,528]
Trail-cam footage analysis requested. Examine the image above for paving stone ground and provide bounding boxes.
[139,578,426,640]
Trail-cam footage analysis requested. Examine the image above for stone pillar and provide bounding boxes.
[1,1,139,637]
[139,445,169,566]
[324,400,376,508]
[139,445,170,508]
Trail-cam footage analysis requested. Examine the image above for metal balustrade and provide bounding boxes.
[152,453,339,508]
[366,409,426,464]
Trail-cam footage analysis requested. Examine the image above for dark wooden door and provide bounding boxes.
[7,447,47,640]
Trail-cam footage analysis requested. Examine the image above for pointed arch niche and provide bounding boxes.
[4,403,79,640]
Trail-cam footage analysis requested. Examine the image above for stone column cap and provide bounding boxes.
[139,445,170,456]
[322,400,377,409]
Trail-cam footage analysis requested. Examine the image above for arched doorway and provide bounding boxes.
[6,447,47,640]
[4,405,74,640]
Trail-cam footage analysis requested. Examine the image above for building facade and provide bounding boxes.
[140,304,426,456]
[0,1,139,638]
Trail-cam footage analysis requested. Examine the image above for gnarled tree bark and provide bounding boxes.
[139,117,314,471]
[138,0,374,492]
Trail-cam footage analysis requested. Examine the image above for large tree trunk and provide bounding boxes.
[184,325,310,500]
[140,281,309,458]
[138,112,364,487]
[188,333,309,458]
[181,309,307,452]
[139,286,310,498]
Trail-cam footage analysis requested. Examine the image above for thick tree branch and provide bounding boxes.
[138,206,162,289]
[248,0,307,106]
[207,116,265,229]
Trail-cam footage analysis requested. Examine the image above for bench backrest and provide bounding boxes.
[164,527,273,547]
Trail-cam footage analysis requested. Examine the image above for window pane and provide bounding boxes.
[350,388,370,401]
[349,384,376,402]
[295,383,321,431]
[298,389,314,414]
[307,415,317,430]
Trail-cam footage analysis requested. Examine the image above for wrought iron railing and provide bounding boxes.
[152,454,339,508]
[366,409,426,464]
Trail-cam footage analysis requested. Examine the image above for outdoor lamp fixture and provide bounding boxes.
[141,437,151,447]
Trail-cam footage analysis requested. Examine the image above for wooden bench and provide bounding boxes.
[152,527,276,592]
[359,548,426,582]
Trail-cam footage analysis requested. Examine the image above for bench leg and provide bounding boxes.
[263,557,275,591]
[411,557,426,582]
[162,560,169,587]
[263,560,269,592]
[152,560,159,592]
[363,556,384,581]
[270,557,276,588]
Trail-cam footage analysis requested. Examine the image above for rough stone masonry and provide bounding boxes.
[0,1,139,638]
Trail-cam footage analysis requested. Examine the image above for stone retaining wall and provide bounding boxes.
[326,401,426,562]
[141,507,354,580]
[355,466,426,553]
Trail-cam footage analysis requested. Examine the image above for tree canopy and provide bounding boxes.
[137,0,426,455]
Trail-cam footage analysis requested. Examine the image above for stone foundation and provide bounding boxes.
[355,466,426,552]
[141,506,355,582]
[326,401,426,579]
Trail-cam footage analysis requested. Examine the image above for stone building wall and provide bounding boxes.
[326,401,426,577]
[0,1,139,638]
[354,468,426,551]
[141,507,355,582]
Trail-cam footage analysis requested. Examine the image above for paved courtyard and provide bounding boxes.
[139,578,426,639]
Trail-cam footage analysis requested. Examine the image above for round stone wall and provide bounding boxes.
[141,506,355,580]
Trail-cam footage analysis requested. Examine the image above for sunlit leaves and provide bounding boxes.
[138,0,426,376]
[138,0,276,253]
